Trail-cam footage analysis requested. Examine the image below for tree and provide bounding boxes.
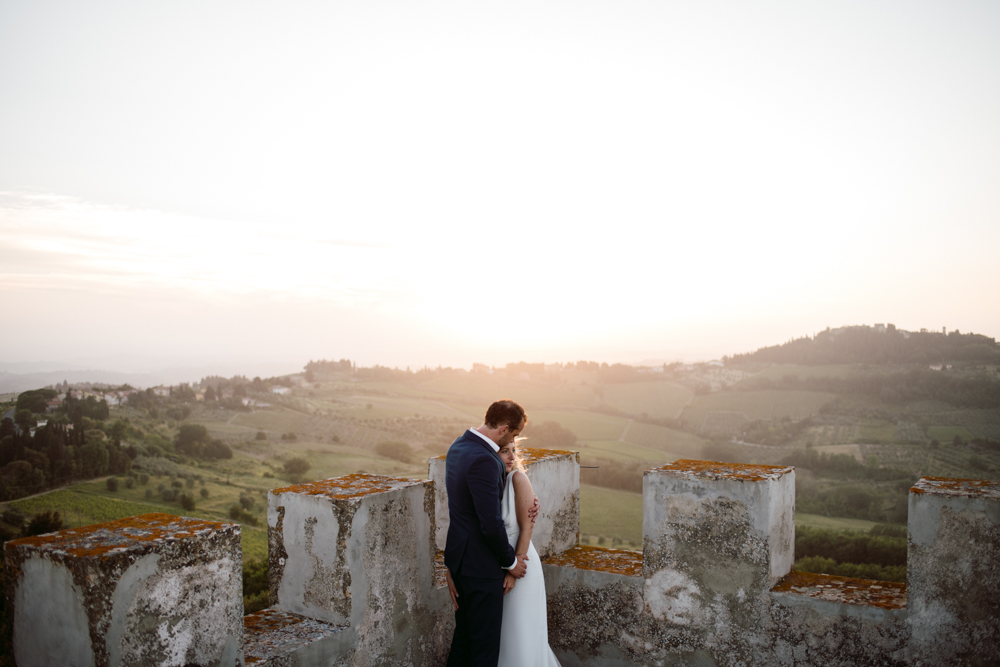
[180,493,196,511]
[175,424,210,456]
[255,431,267,441]
[106,476,119,492]
[204,386,217,402]
[14,409,35,433]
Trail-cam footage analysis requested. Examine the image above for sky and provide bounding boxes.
[1,0,999,377]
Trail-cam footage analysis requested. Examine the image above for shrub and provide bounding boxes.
[283,457,311,477]
[139,473,150,485]
[375,440,413,464]
[171,479,184,489]
[125,476,135,489]
[180,494,196,511]
[106,476,119,492]
[229,504,259,526]
[239,493,255,511]
[200,487,209,499]
[145,488,155,499]
[23,511,62,537]
[243,559,269,614]
[255,431,267,441]
[161,488,176,502]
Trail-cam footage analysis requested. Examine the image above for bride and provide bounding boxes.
[495,437,561,667]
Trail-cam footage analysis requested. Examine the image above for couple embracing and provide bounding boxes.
[444,399,562,667]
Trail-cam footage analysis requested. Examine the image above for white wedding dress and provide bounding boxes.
[498,471,562,667]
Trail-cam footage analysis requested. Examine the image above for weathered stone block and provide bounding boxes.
[907,476,1000,665]
[3,513,243,667]
[267,473,449,665]
[429,447,580,557]
[641,459,794,649]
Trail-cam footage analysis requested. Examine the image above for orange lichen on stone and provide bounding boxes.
[543,545,643,577]
[772,571,906,610]
[3,513,232,559]
[243,608,348,665]
[434,550,449,588]
[519,447,579,466]
[433,448,578,465]
[271,473,425,500]
[910,476,1000,498]
[651,459,793,482]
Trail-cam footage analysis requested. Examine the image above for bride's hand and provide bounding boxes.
[503,572,516,595]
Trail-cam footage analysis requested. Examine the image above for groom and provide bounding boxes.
[445,399,536,666]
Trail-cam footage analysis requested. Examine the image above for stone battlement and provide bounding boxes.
[4,453,998,666]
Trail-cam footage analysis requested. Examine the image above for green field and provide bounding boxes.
[4,484,269,561]
[579,484,643,550]
[622,422,704,458]
[526,410,627,441]
[601,381,693,419]
[681,390,835,428]
[577,440,674,464]
[794,513,885,533]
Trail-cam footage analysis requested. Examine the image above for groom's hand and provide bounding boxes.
[510,554,528,578]
[529,496,540,523]
[445,569,459,611]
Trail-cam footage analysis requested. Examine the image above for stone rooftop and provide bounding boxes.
[650,458,794,482]
[910,476,1000,498]
[269,472,425,500]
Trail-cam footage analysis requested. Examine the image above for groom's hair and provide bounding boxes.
[484,400,526,430]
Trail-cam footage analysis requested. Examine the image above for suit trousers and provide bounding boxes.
[447,573,505,667]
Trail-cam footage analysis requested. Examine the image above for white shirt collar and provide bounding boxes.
[468,427,499,452]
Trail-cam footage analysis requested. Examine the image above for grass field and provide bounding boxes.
[681,390,835,427]
[623,422,704,458]
[525,410,628,441]
[579,484,642,550]
[577,440,674,464]
[856,421,898,443]
[4,483,269,560]
[601,381,693,419]
[420,374,599,410]
[794,513,886,532]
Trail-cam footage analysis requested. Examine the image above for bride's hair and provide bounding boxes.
[510,436,527,474]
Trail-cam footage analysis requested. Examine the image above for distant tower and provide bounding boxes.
[943,327,947,334]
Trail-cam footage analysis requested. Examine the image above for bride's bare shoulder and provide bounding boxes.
[511,470,533,494]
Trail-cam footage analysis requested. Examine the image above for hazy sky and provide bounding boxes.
[2,0,998,374]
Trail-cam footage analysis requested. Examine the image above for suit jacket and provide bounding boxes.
[444,429,515,580]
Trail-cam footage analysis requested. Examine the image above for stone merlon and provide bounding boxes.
[4,454,999,666]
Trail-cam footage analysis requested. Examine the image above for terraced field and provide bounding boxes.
[681,390,835,428]
[601,381,693,419]
[577,439,673,464]
[526,410,628,442]
[622,422,704,459]
[233,410,319,434]
[798,424,858,447]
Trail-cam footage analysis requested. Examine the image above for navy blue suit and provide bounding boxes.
[445,430,515,667]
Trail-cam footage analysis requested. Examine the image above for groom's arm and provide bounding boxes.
[467,455,517,569]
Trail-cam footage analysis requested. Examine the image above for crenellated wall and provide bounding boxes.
[4,451,998,666]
